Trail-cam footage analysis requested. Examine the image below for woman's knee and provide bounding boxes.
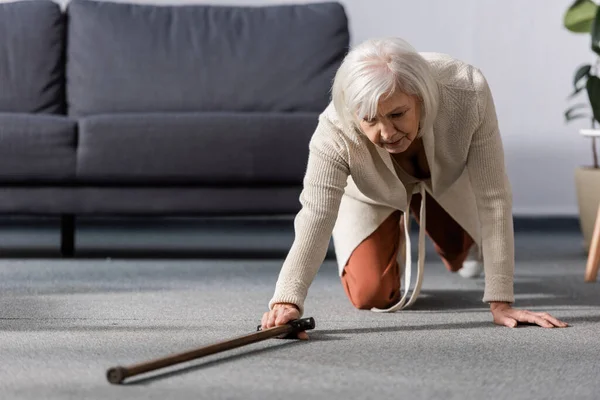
[340,209,402,309]
[345,279,399,309]
[341,261,401,309]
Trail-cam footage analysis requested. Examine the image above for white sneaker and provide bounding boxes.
[458,245,483,279]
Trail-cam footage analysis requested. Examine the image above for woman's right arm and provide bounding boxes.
[265,116,351,319]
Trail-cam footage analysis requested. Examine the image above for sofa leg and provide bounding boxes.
[61,214,75,258]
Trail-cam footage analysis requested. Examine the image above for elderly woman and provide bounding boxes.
[261,37,567,337]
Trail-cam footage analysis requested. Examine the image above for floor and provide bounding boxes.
[1,218,599,399]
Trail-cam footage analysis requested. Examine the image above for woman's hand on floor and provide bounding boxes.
[490,302,569,328]
[261,303,309,340]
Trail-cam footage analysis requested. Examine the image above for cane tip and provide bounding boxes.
[106,366,127,384]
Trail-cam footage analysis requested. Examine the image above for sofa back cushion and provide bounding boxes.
[0,0,65,113]
[66,0,349,116]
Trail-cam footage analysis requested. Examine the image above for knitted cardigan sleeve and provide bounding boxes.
[268,116,350,317]
[469,70,515,304]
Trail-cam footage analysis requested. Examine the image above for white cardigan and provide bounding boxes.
[269,52,515,316]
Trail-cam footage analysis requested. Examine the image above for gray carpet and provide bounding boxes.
[1,224,599,399]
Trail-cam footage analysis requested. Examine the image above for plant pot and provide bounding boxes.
[575,129,600,251]
[576,129,600,251]
[575,167,600,251]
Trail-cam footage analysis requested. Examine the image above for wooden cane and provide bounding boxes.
[106,317,315,384]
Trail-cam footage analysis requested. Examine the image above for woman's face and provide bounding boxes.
[357,91,421,154]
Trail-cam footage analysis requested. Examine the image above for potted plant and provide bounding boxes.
[564,0,600,251]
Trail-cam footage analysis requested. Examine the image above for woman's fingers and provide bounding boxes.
[492,311,517,328]
[297,331,309,340]
[535,312,569,328]
[275,307,298,325]
[516,310,571,328]
[260,305,309,339]
[530,314,554,328]
[499,315,518,328]
[261,312,269,330]
[516,310,556,328]
[275,308,308,338]
[267,309,279,328]
[492,307,569,328]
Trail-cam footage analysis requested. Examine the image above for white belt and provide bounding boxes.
[370,183,426,312]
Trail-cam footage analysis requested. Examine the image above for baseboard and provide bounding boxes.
[0,214,582,232]
[512,216,581,232]
[402,216,581,234]
[0,214,581,259]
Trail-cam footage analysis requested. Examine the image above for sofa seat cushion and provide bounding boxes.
[0,113,77,182]
[66,0,349,115]
[76,112,318,184]
[0,186,304,215]
[0,0,65,113]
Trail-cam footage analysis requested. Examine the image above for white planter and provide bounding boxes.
[575,167,600,252]
[575,130,600,251]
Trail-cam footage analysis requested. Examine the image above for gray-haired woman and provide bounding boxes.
[261,37,567,338]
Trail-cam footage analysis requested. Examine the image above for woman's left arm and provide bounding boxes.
[468,70,568,328]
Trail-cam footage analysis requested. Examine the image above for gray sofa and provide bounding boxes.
[0,0,349,256]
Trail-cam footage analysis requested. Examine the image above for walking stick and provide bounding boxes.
[106,317,315,384]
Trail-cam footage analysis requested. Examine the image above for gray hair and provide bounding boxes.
[331,37,439,136]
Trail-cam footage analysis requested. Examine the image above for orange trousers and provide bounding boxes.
[341,192,474,310]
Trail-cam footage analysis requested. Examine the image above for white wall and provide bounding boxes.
[56,0,596,215]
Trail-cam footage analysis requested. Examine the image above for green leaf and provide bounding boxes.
[567,103,589,113]
[565,103,590,121]
[574,64,592,88]
[586,75,600,121]
[570,85,587,98]
[592,6,600,55]
[564,0,598,33]
[566,113,590,121]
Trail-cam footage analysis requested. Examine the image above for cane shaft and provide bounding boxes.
[123,325,290,377]
[107,317,314,384]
